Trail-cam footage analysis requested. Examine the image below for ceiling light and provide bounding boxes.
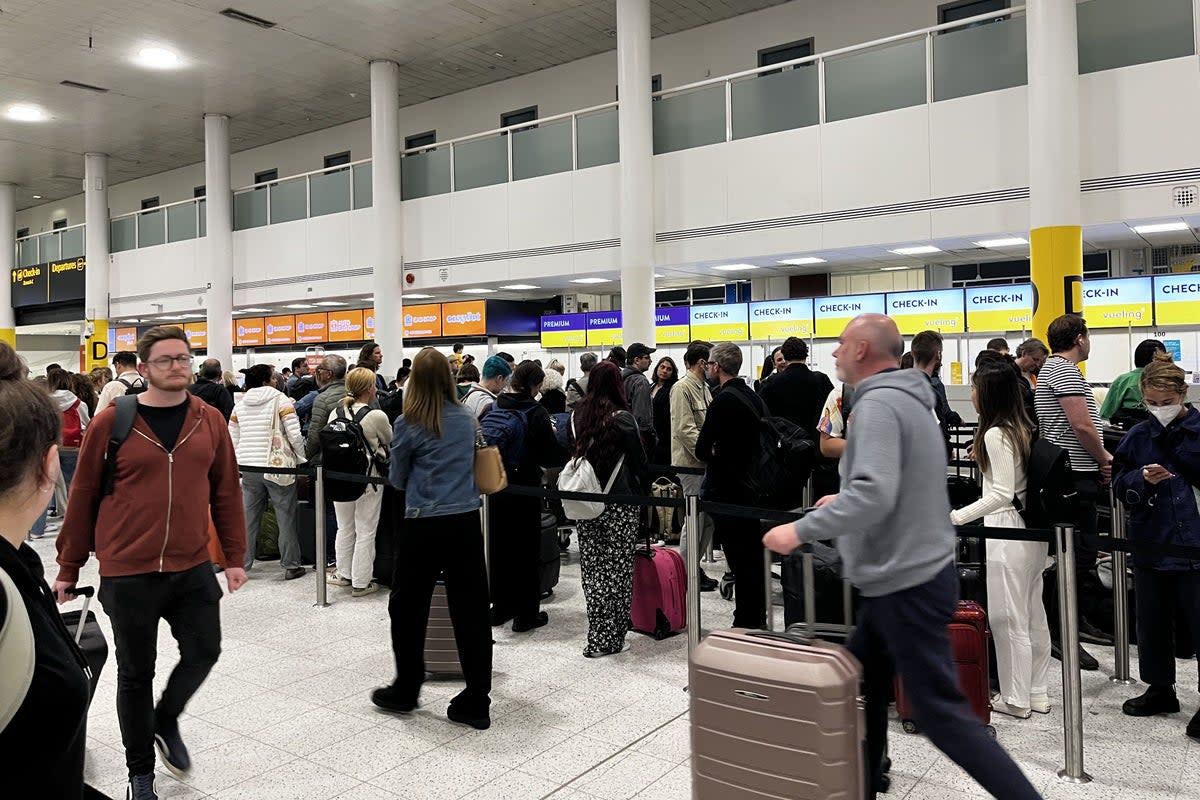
[1132,221,1189,234]
[975,237,1028,248]
[313,301,347,307]
[888,245,941,256]
[777,257,827,266]
[459,288,495,294]
[404,293,432,299]
[5,104,48,122]
[155,315,181,321]
[236,307,271,314]
[881,266,909,272]
[119,319,142,324]
[219,8,277,28]
[136,47,181,69]
[653,273,664,279]
[713,264,759,272]
[283,303,316,309]
[499,284,540,290]
[492,51,505,58]
[60,79,109,94]
[570,278,610,284]
[32,194,42,199]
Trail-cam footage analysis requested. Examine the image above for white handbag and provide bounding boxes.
[557,414,625,521]
[264,396,298,487]
[0,566,34,733]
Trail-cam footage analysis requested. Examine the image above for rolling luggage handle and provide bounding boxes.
[64,586,94,646]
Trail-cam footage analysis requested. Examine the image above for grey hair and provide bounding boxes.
[1016,338,1048,358]
[580,352,599,372]
[709,341,743,377]
[321,354,348,380]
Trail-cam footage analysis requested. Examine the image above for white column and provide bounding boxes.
[0,183,15,348]
[371,60,405,371]
[84,153,110,369]
[616,0,656,346]
[204,114,234,369]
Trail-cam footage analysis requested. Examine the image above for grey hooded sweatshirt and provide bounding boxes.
[791,367,954,597]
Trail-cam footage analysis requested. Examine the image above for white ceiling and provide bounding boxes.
[0,0,788,208]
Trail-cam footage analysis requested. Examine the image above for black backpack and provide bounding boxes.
[101,394,142,496]
[730,389,816,509]
[117,376,147,398]
[319,406,377,502]
[1017,437,1077,528]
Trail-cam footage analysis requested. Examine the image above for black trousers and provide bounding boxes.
[388,511,493,709]
[98,562,223,778]
[487,492,542,623]
[1134,567,1200,689]
[713,513,766,629]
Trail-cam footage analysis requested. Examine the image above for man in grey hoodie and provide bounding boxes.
[764,314,1040,800]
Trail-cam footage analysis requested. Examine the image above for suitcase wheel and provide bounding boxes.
[719,572,735,601]
[901,719,918,735]
[558,528,572,552]
[985,724,997,740]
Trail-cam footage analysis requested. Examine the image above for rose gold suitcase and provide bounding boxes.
[689,546,865,799]
[424,582,462,676]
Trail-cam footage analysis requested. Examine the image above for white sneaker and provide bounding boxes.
[326,574,351,587]
[352,583,380,598]
[990,694,1031,719]
[1030,694,1051,714]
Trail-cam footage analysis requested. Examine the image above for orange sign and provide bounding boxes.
[183,322,208,350]
[265,315,296,345]
[295,313,328,343]
[235,317,265,347]
[441,301,486,337]
[403,304,442,338]
[115,327,138,350]
[365,308,376,339]
[327,309,365,342]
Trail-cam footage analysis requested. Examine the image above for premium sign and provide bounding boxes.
[1153,275,1200,326]
[749,299,814,340]
[689,303,749,341]
[965,284,1033,332]
[886,289,965,335]
[442,301,487,337]
[586,310,622,347]
[183,322,208,349]
[814,293,886,338]
[655,307,691,344]
[235,318,265,347]
[327,309,365,342]
[265,315,296,345]
[1082,277,1152,328]
[295,313,328,343]
[540,313,586,348]
[402,304,442,338]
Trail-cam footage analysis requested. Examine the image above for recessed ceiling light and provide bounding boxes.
[283,303,316,309]
[653,273,664,278]
[5,104,48,122]
[313,301,347,307]
[570,278,610,284]
[236,307,271,314]
[492,51,505,58]
[713,264,759,271]
[889,245,941,256]
[499,284,540,290]
[459,288,495,294]
[136,46,181,69]
[119,319,141,324]
[1132,221,1189,234]
[881,266,910,272]
[403,293,432,299]
[155,315,181,321]
[975,237,1028,248]
[777,257,827,266]
[32,194,42,199]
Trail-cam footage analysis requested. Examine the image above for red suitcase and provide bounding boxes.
[895,600,994,736]
[631,544,686,639]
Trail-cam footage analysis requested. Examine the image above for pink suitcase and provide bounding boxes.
[631,544,686,639]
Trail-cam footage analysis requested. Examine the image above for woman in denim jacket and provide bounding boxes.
[1113,352,1200,737]
[372,347,492,730]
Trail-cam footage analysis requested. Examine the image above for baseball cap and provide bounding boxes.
[482,355,513,379]
[627,343,656,359]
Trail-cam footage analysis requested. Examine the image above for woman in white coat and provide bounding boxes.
[951,358,1051,719]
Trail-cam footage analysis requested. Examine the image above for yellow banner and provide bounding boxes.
[890,311,965,336]
[1086,302,1151,328]
[815,315,856,339]
[656,324,691,344]
[750,318,813,340]
[586,328,622,347]
[966,308,1032,332]
[542,330,586,348]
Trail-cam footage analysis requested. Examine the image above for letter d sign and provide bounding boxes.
[91,341,108,362]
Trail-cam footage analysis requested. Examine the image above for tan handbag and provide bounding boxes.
[474,427,508,495]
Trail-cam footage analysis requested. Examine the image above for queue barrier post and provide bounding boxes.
[1055,523,1091,784]
[1108,486,1136,686]
[763,548,775,632]
[481,493,492,589]
[314,465,329,608]
[686,493,702,655]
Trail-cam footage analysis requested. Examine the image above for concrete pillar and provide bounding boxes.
[0,183,15,349]
[205,114,234,370]
[84,153,110,370]
[371,60,405,372]
[616,0,656,346]
[1028,0,1083,340]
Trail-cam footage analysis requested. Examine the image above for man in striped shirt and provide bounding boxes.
[1034,314,1113,668]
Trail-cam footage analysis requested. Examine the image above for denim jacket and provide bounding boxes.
[389,399,481,518]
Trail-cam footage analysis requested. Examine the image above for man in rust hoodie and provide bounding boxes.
[52,325,247,800]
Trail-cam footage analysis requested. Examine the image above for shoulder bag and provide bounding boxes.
[474,424,508,495]
[264,395,298,487]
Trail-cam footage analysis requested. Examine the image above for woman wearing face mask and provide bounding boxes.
[1113,352,1200,736]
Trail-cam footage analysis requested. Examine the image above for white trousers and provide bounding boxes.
[985,509,1052,709]
[333,487,383,589]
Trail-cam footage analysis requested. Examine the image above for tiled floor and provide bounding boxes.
[30,530,1200,799]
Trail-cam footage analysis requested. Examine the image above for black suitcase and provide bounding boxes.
[781,541,858,633]
[540,512,561,597]
[61,586,107,701]
[374,486,404,587]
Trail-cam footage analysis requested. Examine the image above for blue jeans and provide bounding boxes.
[59,448,79,493]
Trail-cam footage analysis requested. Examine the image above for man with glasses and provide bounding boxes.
[53,326,247,800]
[304,354,349,459]
[670,340,718,591]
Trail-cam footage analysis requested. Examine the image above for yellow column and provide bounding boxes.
[84,319,109,372]
[1030,225,1083,340]
[0,183,15,351]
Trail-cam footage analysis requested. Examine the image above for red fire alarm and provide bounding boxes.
[405,273,415,284]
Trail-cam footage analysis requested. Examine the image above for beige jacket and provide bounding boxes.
[669,370,711,469]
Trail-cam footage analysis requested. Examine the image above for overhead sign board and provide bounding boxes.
[265,315,296,346]
[10,264,47,307]
[402,304,442,338]
[442,301,487,337]
[965,284,1033,332]
[328,309,365,342]
[749,299,814,340]
[540,314,587,348]
[365,309,376,339]
[1082,277,1152,328]
[886,289,965,335]
[689,303,749,341]
[48,257,85,303]
[235,318,265,347]
[814,293,886,338]
[183,322,208,350]
[1153,274,1200,327]
[295,313,328,343]
[114,327,138,350]
[586,310,623,347]
[655,307,691,344]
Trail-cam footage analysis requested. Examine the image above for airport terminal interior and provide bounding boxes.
[6,0,1200,797]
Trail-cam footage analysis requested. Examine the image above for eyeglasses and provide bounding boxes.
[147,355,192,368]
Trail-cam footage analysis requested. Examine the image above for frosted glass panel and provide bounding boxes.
[167,203,197,242]
[402,149,450,199]
[576,108,619,168]
[17,238,39,266]
[137,210,164,248]
[110,218,136,253]
[1078,0,1194,74]
[934,16,1026,100]
[454,136,508,191]
[234,188,267,230]
[653,84,725,154]
[270,178,307,223]
[60,226,84,258]
[731,66,818,140]
[825,37,926,122]
[353,163,373,208]
[38,233,59,262]
[198,200,206,237]
[513,119,572,180]
[310,169,351,216]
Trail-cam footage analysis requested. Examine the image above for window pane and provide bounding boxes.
[576,108,619,169]
[110,218,136,253]
[198,200,207,237]
[60,226,84,258]
[732,65,819,139]
[933,13,1026,101]
[310,169,351,216]
[18,237,39,266]
[353,163,373,208]
[234,188,268,230]
[402,149,450,199]
[453,136,508,191]
[167,202,198,242]
[824,37,926,123]
[38,232,60,262]
[512,118,573,180]
[941,0,1006,25]
[269,177,307,224]
[1077,0,1194,74]
[137,210,165,248]
[653,83,726,154]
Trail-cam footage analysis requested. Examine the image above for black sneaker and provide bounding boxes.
[371,685,418,715]
[154,720,191,777]
[1078,618,1115,646]
[284,567,307,581]
[447,703,491,730]
[1050,641,1099,671]
[1123,686,1180,717]
[1187,708,1200,740]
[699,574,719,592]
[126,773,159,800]
[512,611,549,632]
